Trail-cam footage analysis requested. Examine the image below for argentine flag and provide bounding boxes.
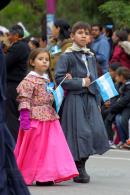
[50,45,62,56]
[52,75,68,112]
[95,72,119,102]
[52,85,64,113]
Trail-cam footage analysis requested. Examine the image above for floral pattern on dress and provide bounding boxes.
[17,74,59,121]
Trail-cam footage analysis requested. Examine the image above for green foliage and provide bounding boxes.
[99,0,130,28]
[56,0,107,25]
[0,0,130,36]
[56,0,88,25]
[0,0,45,35]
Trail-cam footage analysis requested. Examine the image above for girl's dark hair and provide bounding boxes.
[54,19,71,41]
[71,21,91,34]
[115,30,128,41]
[41,32,47,42]
[109,63,121,71]
[30,38,40,48]
[116,67,130,80]
[28,48,53,81]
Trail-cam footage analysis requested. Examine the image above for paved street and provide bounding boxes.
[29,149,130,195]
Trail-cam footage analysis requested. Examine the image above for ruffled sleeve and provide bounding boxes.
[16,79,35,111]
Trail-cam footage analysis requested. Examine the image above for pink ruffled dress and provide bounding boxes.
[14,72,78,185]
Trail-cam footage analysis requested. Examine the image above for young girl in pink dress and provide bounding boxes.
[14,48,78,185]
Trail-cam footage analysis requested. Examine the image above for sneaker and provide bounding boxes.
[116,141,123,149]
[109,140,117,149]
[110,144,117,149]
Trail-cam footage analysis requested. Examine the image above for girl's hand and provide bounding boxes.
[66,73,72,80]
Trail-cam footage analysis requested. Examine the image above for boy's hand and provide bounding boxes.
[84,77,91,87]
[66,73,72,80]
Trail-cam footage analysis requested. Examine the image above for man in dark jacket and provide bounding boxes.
[6,24,30,141]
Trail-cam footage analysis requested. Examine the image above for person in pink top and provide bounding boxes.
[14,48,78,186]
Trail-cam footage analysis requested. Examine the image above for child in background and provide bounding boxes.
[112,67,130,148]
[14,48,78,185]
[102,63,121,120]
[55,21,109,184]
[102,63,121,147]
[28,37,40,50]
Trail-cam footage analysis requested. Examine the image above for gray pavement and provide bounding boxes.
[29,149,130,195]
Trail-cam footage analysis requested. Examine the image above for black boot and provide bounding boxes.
[73,158,90,183]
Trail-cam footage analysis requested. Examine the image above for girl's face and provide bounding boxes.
[71,29,89,47]
[31,52,50,75]
[51,25,60,38]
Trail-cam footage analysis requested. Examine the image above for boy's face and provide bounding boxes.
[71,28,89,47]
[109,68,116,81]
[115,74,124,83]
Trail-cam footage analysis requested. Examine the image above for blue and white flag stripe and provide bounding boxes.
[52,85,64,113]
[95,72,119,102]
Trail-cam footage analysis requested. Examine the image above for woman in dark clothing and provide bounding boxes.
[0,44,30,195]
[50,19,72,117]
[49,19,72,79]
[6,24,30,141]
[55,22,109,184]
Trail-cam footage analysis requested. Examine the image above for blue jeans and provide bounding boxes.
[115,114,127,143]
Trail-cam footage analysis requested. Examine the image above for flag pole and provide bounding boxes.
[89,80,96,85]
[56,75,68,89]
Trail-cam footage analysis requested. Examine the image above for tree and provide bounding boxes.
[0,0,45,35]
[99,0,130,28]
[56,0,108,25]
[0,0,129,36]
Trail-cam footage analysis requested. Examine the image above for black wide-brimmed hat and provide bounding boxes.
[0,0,11,11]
